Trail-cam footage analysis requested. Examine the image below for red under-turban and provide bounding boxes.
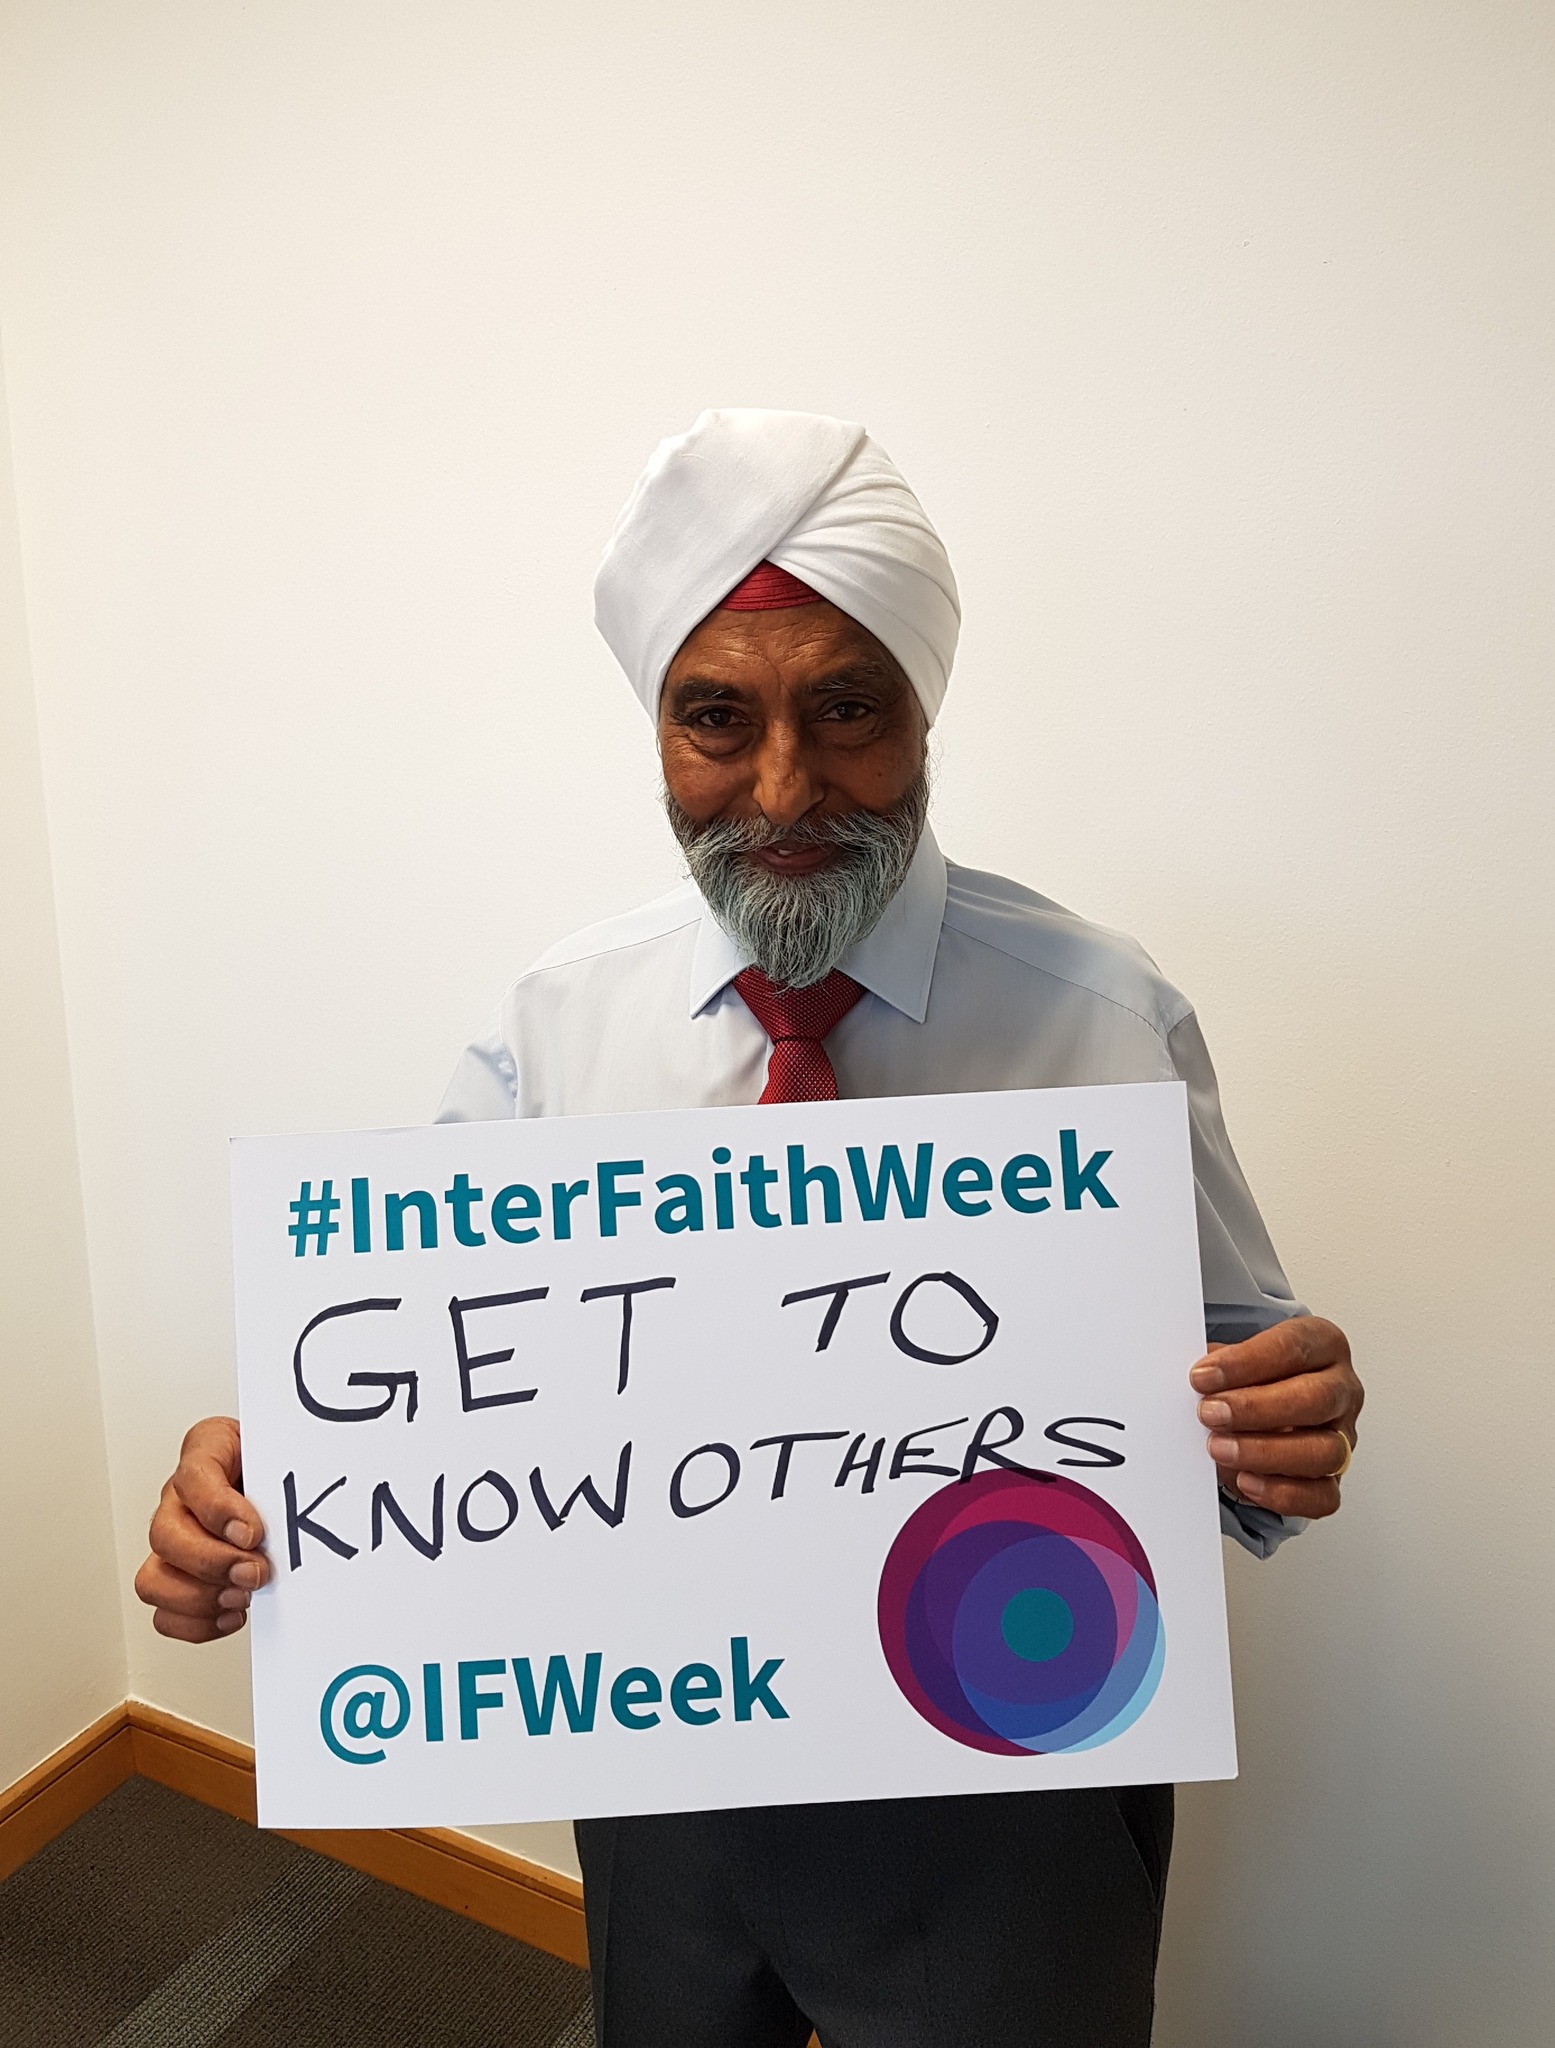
[718,561,824,611]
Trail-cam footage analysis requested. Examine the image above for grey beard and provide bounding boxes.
[665,765,930,990]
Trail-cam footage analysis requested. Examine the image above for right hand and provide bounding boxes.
[134,1417,269,1641]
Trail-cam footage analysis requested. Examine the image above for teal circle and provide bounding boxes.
[1000,1586,1075,1663]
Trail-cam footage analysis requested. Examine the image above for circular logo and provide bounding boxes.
[877,1470,1164,1755]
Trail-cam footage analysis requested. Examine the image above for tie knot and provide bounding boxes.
[734,967,865,1047]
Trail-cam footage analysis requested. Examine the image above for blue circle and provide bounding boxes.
[1001,1587,1074,1662]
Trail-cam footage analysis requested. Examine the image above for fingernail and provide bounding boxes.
[224,1521,252,1548]
[1198,1399,1232,1428]
[1206,1433,1238,1461]
[218,1586,249,1610]
[1238,1473,1269,1500]
[215,1611,246,1633]
[1190,1362,1224,1392]
[229,1561,261,1588]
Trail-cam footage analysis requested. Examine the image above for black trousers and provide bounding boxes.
[575,1785,1172,2048]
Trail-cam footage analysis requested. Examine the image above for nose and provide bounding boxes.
[749,718,823,829]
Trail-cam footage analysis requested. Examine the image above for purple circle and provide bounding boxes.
[951,1532,1116,1706]
[877,1469,1164,1757]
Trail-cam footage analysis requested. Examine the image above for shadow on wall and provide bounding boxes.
[1157,1473,1548,2048]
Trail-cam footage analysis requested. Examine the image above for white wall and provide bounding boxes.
[0,3,1550,2039]
[0,340,126,1788]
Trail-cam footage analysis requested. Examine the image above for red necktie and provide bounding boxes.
[734,967,866,1103]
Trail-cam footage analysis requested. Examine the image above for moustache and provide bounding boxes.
[672,805,910,858]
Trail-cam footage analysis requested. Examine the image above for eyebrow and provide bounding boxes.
[667,662,905,707]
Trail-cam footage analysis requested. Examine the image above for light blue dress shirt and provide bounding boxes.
[437,827,1305,1557]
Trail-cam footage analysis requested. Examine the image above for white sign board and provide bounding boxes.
[234,1082,1235,1829]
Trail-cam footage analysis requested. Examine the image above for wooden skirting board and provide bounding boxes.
[0,1705,136,1887]
[0,1700,586,1969]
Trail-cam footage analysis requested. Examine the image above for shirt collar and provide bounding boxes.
[688,823,947,1024]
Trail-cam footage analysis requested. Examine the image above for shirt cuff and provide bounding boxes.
[1219,1488,1306,1559]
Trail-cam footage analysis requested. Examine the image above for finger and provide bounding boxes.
[172,1418,264,1548]
[150,1488,271,1589]
[1198,1366,1357,1434]
[1231,1472,1342,1519]
[173,1457,264,1549]
[149,1490,246,1584]
[153,1609,230,1643]
[1206,1428,1351,1479]
[134,1555,228,1620]
[136,1557,255,1640]
[1190,1317,1348,1393]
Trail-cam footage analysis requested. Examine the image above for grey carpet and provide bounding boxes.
[0,1778,593,2048]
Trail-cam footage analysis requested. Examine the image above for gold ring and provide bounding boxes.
[1332,1432,1354,1481]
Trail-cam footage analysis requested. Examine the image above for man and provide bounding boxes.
[137,409,1364,2046]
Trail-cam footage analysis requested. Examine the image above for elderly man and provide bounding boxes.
[138,409,1363,2048]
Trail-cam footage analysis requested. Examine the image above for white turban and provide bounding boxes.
[593,409,960,726]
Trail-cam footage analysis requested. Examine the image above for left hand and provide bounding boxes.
[1190,1316,1363,1519]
